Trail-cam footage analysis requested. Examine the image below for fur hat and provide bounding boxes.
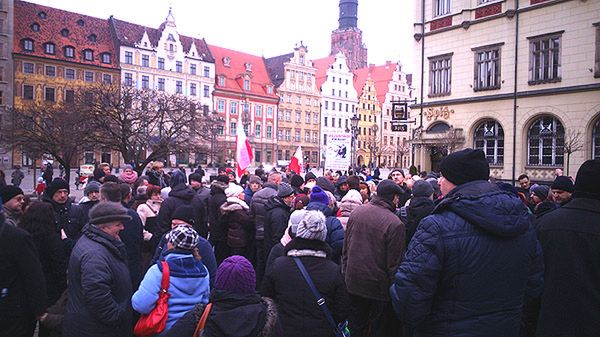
[167,225,199,251]
[309,186,330,205]
[88,202,132,225]
[440,149,490,185]
[277,183,294,198]
[297,210,327,242]
[215,255,256,294]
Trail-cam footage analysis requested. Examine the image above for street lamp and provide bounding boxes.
[370,123,379,169]
[348,114,360,173]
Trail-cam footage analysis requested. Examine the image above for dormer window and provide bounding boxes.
[61,28,69,37]
[31,23,40,32]
[22,39,34,52]
[83,49,93,61]
[77,19,84,26]
[88,34,97,43]
[44,42,55,55]
[245,63,252,72]
[218,75,225,86]
[267,86,273,94]
[101,53,111,64]
[64,46,75,58]
[223,57,230,67]
[37,11,46,19]
[243,79,250,90]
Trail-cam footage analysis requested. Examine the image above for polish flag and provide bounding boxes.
[236,122,253,177]
[289,146,303,175]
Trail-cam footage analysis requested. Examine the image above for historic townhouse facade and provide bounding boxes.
[208,44,278,167]
[353,66,382,167]
[110,10,215,165]
[0,0,13,168]
[13,0,120,166]
[412,0,600,180]
[266,44,321,167]
[314,52,358,168]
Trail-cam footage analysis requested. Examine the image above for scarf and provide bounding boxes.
[120,170,138,184]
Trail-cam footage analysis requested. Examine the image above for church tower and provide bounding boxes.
[330,0,368,70]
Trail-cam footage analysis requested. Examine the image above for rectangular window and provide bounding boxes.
[285,111,291,121]
[84,71,94,83]
[435,0,451,17]
[230,122,237,136]
[124,73,133,86]
[190,63,196,75]
[44,87,55,102]
[102,74,112,84]
[158,78,165,91]
[324,117,328,127]
[230,102,238,114]
[203,85,209,98]
[176,81,182,94]
[295,130,300,142]
[255,124,261,138]
[45,65,56,77]
[285,130,291,141]
[84,50,93,61]
[65,68,75,80]
[158,57,165,70]
[277,129,283,141]
[176,61,182,73]
[267,125,272,139]
[305,131,310,142]
[429,53,452,97]
[218,76,225,86]
[595,24,600,78]
[64,46,74,58]
[296,112,301,122]
[23,39,33,51]
[101,54,111,64]
[255,105,263,117]
[65,90,74,103]
[125,51,133,64]
[44,43,55,54]
[190,83,197,96]
[306,112,311,123]
[529,32,562,84]
[217,100,225,112]
[473,45,501,91]
[313,113,319,124]
[142,54,149,67]
[325,101,329,109]
[267,106,273,118]
[136,75,147,89]
[23,84,34,99]
[23,62,34,74]
[203,66,210,77]
[244,79,250,90]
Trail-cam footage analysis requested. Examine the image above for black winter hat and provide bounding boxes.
[216,175,230,184]
[440,149,490,186]
[573,159,600,199]
[316,177,335,194]
[0,185,24,203]
[172,205,195,225]
[189,173,203,183]
[88,202,132,225]
[290,174,304,188]
[46,178,70,198]
[377,179,404,201]
[305,172,317,182]
[551,176,574,193]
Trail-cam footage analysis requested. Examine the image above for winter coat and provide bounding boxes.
[42,195,73,235]
[244,186,255,206]
[67,199,99,239]
[148,169,168,188]
[338,189,363,229]
[152,234,217,288]
[27,226,67,307]
[404,196,435,246]
[250,183,278,240]
[390,181,544,337]
[261,238,350,337]
[136,199,162,227]
[0,213,47,336]
[263,196,292,261]
[305,202,345,264]
[157,184,198,234]
[342,196,405,302]
[164,291,282,337]
[536,197,600,337]
[63,224,132,337]
[195,186,211,237]
[132,251,210,332]
[1,204,21,227]
[208,180,229,243]
[220,197,253,248]
[120,207,144,290]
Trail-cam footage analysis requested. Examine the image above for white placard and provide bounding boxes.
[324,134,352,172]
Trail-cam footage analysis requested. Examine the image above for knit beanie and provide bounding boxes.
[248,175,263,185]
[530,184,550,201]
[215,255,256,294]
[277,183,294,198]
[172,205,195,225]
[551,176,575,193]
[88,202,132,225]
[288,209,306,236]
[0,185,24,203]
[46,178,70,198]
[309,186,330,205]
[84,181,101,196]
[290,174,305,188]
[316,176,335,194]
[167,225,199,251]
[573,159,600,199]
[294,194,310,210]
[296,210,327,242]
[440,149,490,185]
[225,184,244,198]
[189,173,203,183]
[305,172,317,182]
[412,180,434,198]
[389,168,405,178]
[377,179,404,201]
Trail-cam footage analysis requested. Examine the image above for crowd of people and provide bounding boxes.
[0,150,599,337]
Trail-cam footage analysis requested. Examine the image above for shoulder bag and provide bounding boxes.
[134,261,171,337]
[193,303,213,337]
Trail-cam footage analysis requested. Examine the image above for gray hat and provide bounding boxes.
[88,202,132,225]
[84,181,101,196]
[277,182,294,198]
[248,175,262,185]
[297,210,327,242]
[412,180,434,198]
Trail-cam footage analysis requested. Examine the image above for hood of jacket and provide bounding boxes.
[160,251,208,279]
[220,197,249,214]
[408,197,435,215]
[168,184,196,201]
[265,196,290,212]
[306,201,334,217]
[339,190,363,215]
[204,291,272,337]
[435,180,530,237]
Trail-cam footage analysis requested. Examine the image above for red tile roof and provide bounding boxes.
[110,17,214,63]
[312,55,336,90]
[353,63,396,107]
[14,0,118,69]
[208,44,278,99]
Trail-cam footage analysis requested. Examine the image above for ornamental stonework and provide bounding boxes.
[424,106,455,121]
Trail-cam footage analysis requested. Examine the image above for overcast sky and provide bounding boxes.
[29,0,416,71]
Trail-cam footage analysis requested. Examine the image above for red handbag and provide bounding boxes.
[134,261,171,337]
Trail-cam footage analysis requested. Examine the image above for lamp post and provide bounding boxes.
[349,114,359,173]
[208,110,225,165]
[369,123,379,169]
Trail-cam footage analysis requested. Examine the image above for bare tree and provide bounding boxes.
[563,130,584,176]
[396,141,411,168]
[435,127,464,154]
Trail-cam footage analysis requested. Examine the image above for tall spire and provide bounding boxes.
[339,0,358,29]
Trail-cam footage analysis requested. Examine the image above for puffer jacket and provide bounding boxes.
[157,184,197,234]
[220,197,253,248]
[132,251,210,332]
[63,224,132,337]
[250,183,278,240]
[338,189,363,230]
[306,202,345,264]
[390,181,544,337]
[67,199,99,239]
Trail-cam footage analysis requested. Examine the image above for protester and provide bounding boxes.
[42,178,73,237]
[68,181,101,239]
[536,159,600,336]
[119,164,138,186]
[389,168,411,207]
[208,175,230,264]
[156,170,199,235]
[338,176,363,229]
[550,176,574,206]
[148,161,168,188]
[305,186,345,264]
[63,202,133,337]
[0,185,25,227]
[390,149,543,336]
[402,179,435,245]
[221,183,254,260]
[263,183,295,260]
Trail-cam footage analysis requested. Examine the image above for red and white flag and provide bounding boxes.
[236,122,253,177]
[289,146,303,175]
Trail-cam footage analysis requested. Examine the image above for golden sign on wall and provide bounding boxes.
[424,106,454,121]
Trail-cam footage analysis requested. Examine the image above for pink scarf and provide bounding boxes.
[120,170,138,184]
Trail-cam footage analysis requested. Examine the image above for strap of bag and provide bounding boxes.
[193,303,213,337]
[293,257,341,335]
[160,261,170,291]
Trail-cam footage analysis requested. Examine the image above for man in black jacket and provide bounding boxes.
[263,183,294,262]
[536,159,600,337]
[68,181,101,239]
[43,178,73,235]
[208,175,230,264]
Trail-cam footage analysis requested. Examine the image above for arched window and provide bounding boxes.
[474,120,504,165]
[593,119,600,160]
[527,116,564,166]
[427,122,450,133]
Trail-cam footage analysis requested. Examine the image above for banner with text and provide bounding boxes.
[324,134,352,172]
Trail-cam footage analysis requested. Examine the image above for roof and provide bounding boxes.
[353,62,396,106]
[208,44,278,99]
[14,0,118,69]
[312,55,336,90]
[264,53,294,88]
[110,17,214,62]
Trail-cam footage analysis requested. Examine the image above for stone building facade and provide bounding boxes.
[0,0,13,168]
[330,0,368,70]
